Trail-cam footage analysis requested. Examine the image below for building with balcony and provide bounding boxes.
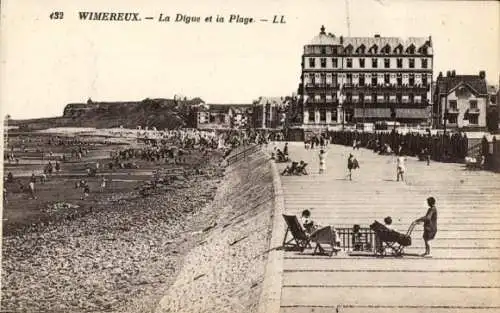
[297,26,433,132]
[433,71,488,130]
[253,96,291,129]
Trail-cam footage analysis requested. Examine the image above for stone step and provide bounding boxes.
[285,248,500,258]
[281,286,500,308]
[283,258,499,272]
[281,306,500,313]
[283,271,500,287]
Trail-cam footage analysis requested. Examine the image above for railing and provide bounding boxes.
[336,227,376,252]
[226,144,261,165]
[343,84,429,91]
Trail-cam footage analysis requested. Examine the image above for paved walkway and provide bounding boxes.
[273,142,500,313]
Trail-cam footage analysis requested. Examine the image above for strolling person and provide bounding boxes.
[396,155,406,182]
[347,154,359,181]
[318,149,327,174]
[414,197,438,257]
[283,142,289,156]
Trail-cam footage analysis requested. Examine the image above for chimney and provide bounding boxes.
[446,71,451,77]
[479,71,486,79]
[340,35,343,44]
[451,70,456,77]
[374,34,381,38]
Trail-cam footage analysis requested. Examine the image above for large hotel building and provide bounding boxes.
[296,26,433,133]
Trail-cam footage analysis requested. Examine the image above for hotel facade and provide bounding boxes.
[296,26,433,132]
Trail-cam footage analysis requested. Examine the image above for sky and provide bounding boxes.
[1,0,499,119]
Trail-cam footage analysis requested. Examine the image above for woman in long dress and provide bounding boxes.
[319,149,327,174]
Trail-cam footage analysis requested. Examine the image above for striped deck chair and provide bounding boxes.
[310,226,341,256]
[282,214,312,251]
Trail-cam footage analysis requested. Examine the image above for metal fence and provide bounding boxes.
[337,227,377,252]
[226,144,261,165]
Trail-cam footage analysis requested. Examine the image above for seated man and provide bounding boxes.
[295,161,308,175]
[276,149,288,162]
[281,161,298,175]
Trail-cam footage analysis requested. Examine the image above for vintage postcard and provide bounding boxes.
[1,0,499,312]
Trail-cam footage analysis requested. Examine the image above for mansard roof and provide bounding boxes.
[307,26,432,54]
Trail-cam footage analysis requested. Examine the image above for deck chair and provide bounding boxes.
[282,214,312,251]
[294,162,308,175]
[310,226,341,256]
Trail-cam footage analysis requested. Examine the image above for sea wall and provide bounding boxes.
[156,150,275,313]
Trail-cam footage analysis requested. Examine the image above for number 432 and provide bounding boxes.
[49,12,64,20]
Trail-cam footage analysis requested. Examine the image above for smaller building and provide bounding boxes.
[196,104,253,129]
[433,71,488,130]
[253,96,291,129]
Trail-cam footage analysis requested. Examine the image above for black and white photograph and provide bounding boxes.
[1,0,499,312]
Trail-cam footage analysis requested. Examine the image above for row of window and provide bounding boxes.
[305,73,429,87]
[306,44,429,56]
[308,57,428,69]
[309,93,426,102]
[305,112,478,124]
[448,100,478,110]
[306,109,336,122]
[343,93,425,102]
[447,115,478,124]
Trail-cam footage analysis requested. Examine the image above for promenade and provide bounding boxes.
[273,142,500,313]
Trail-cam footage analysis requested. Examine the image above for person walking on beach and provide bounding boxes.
[283,142,289,156]
[319,149,327,174]
[100,176,107,193]
[28,180,36,199]
[414,197,438,257]
[396,155,406,182]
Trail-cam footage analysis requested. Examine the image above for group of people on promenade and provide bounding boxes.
[329,130,469,163]
[299,197,438,257]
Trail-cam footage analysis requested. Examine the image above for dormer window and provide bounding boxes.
[345,45,353,54]
[383,44,391,54]
[321,47,326,54]
[356,44,366,54]
[407,44,416,54]
[394,44,403,54]
[370,45,378,54]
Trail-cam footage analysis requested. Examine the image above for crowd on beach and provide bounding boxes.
[3,128,281,203]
